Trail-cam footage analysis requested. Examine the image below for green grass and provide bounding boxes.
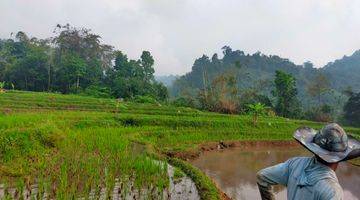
[0,90,359,198]
[172,167,185,181]
[168,158,220,200]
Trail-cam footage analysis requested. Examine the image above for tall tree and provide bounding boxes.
[1,32,50,91]
[272,70,301,118]
[307,73,330,106]
[11,43,48,91]
[107,50,167,100]
[140,51,155,82]
[52,24,114,92]
[197,72,238,113]
[343,92,360,127]
[54,53,86,93]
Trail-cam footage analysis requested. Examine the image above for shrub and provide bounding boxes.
[0,81,5,93]
[240,91,273,108]
[133,95,157,104]
[172,97,196,108]
[215,99,239,114]
[304,104,333,122]
[81,85,111,98]
[121,117,140,126]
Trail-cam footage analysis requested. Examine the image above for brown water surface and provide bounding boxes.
[191,146,360,200]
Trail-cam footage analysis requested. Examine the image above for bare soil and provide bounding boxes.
[166,140,299,161]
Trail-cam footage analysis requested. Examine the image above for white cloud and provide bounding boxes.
[1,0,360,75]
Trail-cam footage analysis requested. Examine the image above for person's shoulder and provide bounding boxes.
[288,156,312,161]
[316,179,343,199]
[287,156,312,165]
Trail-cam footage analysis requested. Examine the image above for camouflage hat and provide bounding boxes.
[293,123,360,163]
[313,123,348,152]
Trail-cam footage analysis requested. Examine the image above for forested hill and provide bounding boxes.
[155,75,179,87]
[171,46,359,108]
[172,46,313,94]
[322,50,360,92]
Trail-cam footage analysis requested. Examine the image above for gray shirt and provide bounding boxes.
[257,156,343,200]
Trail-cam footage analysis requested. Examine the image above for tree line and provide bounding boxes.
[1,27,358,126]
[171,46,360,125]
[0,24,167,101]
[175,68,359,126]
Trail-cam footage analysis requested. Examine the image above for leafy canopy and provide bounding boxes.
[0,24,168,101]
[272,70,301,118]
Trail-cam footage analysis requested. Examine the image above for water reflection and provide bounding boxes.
[191,146,360,200]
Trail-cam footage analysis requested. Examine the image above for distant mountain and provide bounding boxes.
[322,50,360,92]
[172,46,316,97]
[155,75,179,87]
[171,46,359,112]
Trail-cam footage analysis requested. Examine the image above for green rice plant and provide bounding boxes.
[168,158,220,200]
[173,167,185,183]
[0,91,359,198]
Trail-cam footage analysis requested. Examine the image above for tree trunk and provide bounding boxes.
[25,75,28,90]
[76,76,80,89]
[202,70,208,100]
[253,114,258,126]
[48,64,51,91]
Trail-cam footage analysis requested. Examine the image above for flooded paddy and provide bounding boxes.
[0,164,199,200]
[191,145,360,200]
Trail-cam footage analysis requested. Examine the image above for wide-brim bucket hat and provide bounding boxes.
[293,123,360,163]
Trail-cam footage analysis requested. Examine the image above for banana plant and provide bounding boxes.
[0,81,5,93]
[247,102,267,125]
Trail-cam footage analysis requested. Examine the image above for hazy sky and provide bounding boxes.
[1,0,360,75]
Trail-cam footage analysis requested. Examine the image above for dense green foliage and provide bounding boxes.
[0,25,167,101]
[344,92,360,127]
[247,103,267,125]
[171,46,359,120]
[0,91,359,198]
[272,70,301,118]
[323,50,360,92]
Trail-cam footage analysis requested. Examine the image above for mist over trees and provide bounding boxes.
[0,24,167,100]
[306,73,331,106]
[171,46,359,122]
[323,50,360,92]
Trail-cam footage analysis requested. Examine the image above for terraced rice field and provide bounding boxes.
[0,90,359,199]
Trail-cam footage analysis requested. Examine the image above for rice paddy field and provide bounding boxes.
[0,90,359,199]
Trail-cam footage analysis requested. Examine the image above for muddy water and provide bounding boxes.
[191,146,360,200]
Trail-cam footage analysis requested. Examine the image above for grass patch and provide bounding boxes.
[167,157,220,200]
[172,167,185,184]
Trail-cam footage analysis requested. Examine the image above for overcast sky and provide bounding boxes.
[1,0,360,75]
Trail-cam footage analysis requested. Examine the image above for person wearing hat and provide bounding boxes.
[256,123,360,200]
